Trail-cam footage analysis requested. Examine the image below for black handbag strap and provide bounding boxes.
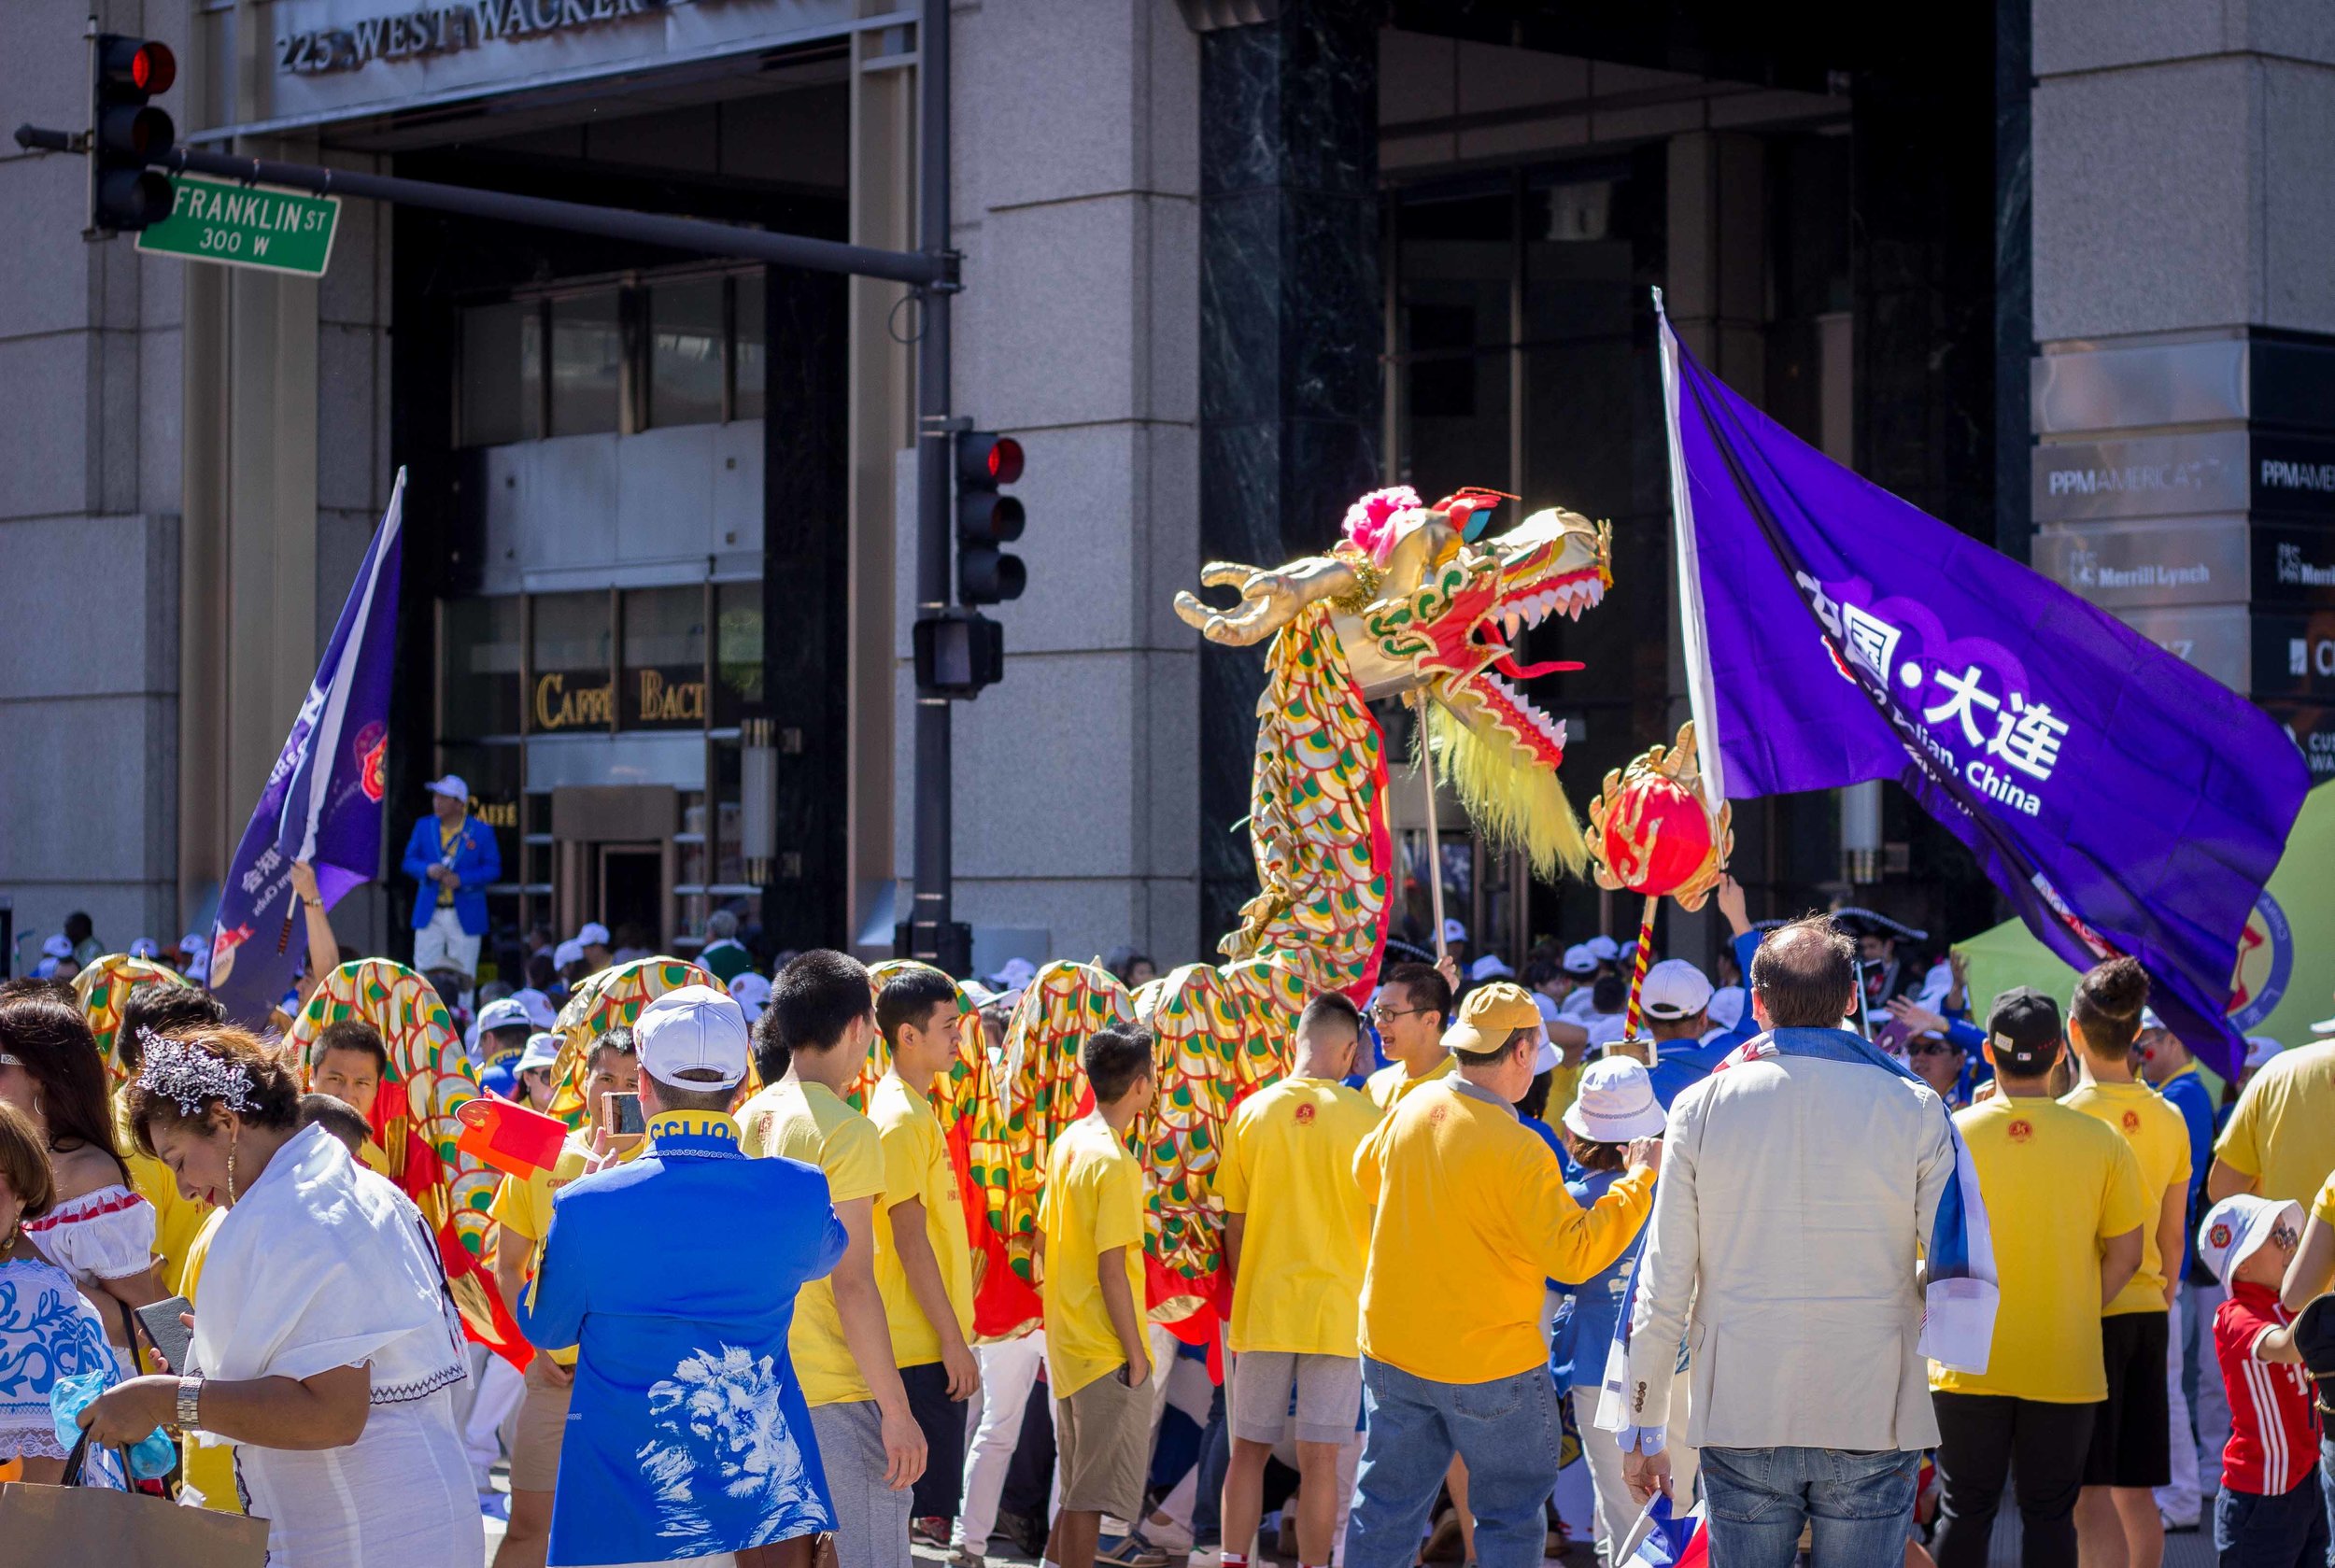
[57,1429,136,1490]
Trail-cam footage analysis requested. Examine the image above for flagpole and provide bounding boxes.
[1653,288,1725,807]
[1412,691,1449,963]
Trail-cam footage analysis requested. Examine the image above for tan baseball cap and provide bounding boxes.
[1441,982,1544,1054]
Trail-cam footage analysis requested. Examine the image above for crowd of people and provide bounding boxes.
[2,856,2333,1568]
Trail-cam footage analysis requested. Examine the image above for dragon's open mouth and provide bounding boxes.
[1451,560,1606,767]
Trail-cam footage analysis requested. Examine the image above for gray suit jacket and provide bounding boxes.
[1622,1048,1955,1452]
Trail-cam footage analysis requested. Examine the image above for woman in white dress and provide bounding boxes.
[78,1024,483,1568]
[0,982,166,1358]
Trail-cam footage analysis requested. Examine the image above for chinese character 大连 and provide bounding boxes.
[1922,664,2002,748]
[1987,693,2071,782]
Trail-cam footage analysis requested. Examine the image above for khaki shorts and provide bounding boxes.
[508,1353,573,1493]
[1055,1367,1150,1519]
[1228,1350,1363,1447]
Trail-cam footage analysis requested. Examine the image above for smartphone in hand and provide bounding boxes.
[606,1091,645,1137]
[135,1294,196,1372]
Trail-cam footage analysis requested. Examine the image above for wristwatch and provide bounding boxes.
[176,1375,204,1432]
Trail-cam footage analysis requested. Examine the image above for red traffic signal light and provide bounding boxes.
[955,430,1026,606]
[959,433,1023,487]
[98,36,176,94]
[90,35,177,234]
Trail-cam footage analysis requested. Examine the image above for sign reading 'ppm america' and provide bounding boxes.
[136,176,340,277]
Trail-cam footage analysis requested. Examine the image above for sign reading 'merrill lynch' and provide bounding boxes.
[278,0,681,75]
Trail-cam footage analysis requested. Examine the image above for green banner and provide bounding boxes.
[136,176,339,277]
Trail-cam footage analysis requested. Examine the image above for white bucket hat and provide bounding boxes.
[1561,1055,1668,1143]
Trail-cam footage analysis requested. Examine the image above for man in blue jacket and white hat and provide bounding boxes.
[403,773,501,979]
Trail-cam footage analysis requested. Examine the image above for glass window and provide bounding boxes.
[734,275,766,420]
[1394,190,1513,491]
[531,592,613,732]
[441,596,522,740]
[622,587,708,728]
[649,278,726,429]
[713,740,745,887]
[460,303,541,447]
[714,581,763,726]
[549,291,623,437]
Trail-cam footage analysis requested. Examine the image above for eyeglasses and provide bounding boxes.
[1908,1038,1960,1057]
[1366,1005,1428,1024]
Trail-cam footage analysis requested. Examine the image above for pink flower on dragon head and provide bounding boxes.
[1341,486,1422,565]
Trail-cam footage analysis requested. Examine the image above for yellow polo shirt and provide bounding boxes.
[1354,1077,1651,1383]
[2314,1167,2335,1227]
[1365,1053,1453,1112]
[870,1074,974,1368]
[115,1087,210,1297]
[1216,1077,1378,1357]
[2215,1039,2335,1203]
[1932,1095,2148,1402]
[1039,1115,1148,1399]
[2063,1080,2190,1315]
[738,1078,890,1406]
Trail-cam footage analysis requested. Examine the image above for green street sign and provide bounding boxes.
[136,175,339,277]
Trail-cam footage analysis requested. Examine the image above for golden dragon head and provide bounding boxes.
[1175,487,1611,878]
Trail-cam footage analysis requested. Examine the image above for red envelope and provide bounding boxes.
[456,1096,568,1180]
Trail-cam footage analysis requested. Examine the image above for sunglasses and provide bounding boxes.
[1908,1038,1960,1057]
[2271,1223,2300,1250]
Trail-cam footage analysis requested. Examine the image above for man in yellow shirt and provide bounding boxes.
[2207,1030,2335,1208]
[870,966,981,1546]
[488,1025,639,1568]
[1363,962,1456,1110]
[738,950,925,1568]
[2059,959,2188,1568]
[1216,992,1378,1568]
[1037,1024,1156,1568]
[1346,982,1658,1568]
[1928,987,2146,1567]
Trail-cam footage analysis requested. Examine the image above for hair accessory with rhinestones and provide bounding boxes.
[134,1030,255,1117]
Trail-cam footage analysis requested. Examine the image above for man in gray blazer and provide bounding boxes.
[1615,915,1960,1566]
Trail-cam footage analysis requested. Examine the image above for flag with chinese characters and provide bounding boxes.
[209,473,405,1025]
[1657,300,2306,1080]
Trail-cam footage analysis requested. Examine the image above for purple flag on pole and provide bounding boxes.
[208,471,406,1025]
[1656,298,2305,1081]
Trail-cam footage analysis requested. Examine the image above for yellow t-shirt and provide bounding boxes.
[1039,1115,1148,1399]
[1354,1078,1652,1384]
[2215,1039,2335,1203]
[2314,1167,2335,1228]
[738,1078,890,1406]
[2063,1079,2191,1316]
[357,1137,392,1177]
[1546,1060,1585,1123]
[1215,1077,1378,1357]
[437,816,462,907]
[488,1136,600,1367]
[870,1074,974,1369]
[177,1208,238,1512]
[1932,1095,2149,1402]
[1366,1053,1453,1111]
[115,1087,211,1296]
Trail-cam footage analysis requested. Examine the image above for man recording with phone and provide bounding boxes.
[485,1025,642,1568]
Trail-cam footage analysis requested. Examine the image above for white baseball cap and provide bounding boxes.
[423,774,469,800]
[1441,917,1467,945]
[40,934,72,959]
[553,939,587,968]
[515,1031,564,1075]
[178,932,205,956]
[1562,1056,1668,1143]
[1561,943,1598,977]
[987,956,1038,992]
[475,996,536,1035]
[2312,1008,2335,1038]
[1706,986,1747,1032]
[727,970,772,1024]
[636,984,749,1091]
[509,987,557,1029]
[1641,959,1713,1020]
[2243,1035,2284,1071]
[574,922,612,949]
[2196,1194,2304,1290]
[1470,953,1515,982]
[1585,935,1620,963]
[130,938,160,960]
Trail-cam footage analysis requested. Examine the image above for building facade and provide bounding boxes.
[2,0,2328,981]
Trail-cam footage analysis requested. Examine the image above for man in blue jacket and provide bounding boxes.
[518,984,847,1568]
[403,773,501,978]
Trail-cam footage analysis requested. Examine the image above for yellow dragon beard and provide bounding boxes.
[1423,699,1588,883]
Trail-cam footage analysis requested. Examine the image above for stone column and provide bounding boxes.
[1195,0,1380,945]
[2030,5,2335,779]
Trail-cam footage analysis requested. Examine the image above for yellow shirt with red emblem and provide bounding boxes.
[1931,1095,2148,1402]
[2062,1080,2191,1316]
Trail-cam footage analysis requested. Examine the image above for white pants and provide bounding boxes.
[415,905,481,977]
[464,1350,527,1491]
[955,1333,1046,1556]
[1573,1385,1636,1565]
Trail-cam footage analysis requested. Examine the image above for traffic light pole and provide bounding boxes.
[909,0,969,977]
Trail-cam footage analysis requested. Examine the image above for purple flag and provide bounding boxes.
[1657,300,2305,1080]
[209,472,405,1025]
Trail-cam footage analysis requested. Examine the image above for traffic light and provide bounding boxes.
[90,34,177,233]
[955,431,1026,605]
[913,608,1004,699]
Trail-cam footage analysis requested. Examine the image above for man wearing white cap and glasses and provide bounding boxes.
[1637,960,1728,1110]
[402,774,501,978]
[517,985,849,1568]
[1550,1056,1680,1567]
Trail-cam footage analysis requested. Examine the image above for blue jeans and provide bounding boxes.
[2214,1475,2328,1568]
[1699,1445,1919,1568]
[1347,1358,1560,1568]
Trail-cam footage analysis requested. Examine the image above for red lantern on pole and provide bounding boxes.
[1585,723,1733,1037]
